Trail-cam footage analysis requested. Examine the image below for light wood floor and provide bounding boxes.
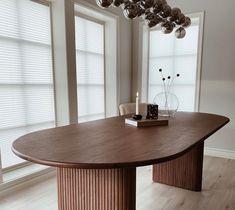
[0,156,235,210]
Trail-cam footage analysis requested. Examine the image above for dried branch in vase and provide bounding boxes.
[153,68,179,117]
[158,68,180,94]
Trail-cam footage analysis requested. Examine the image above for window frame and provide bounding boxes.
[140,12,204,112]
[0,0,57,173]
[74,1,120,120]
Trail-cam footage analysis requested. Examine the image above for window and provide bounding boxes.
[147,14,203,111]
[0,0,55,169]
[75,16,105,123]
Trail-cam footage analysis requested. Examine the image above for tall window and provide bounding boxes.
[75,16,105,123]
[0,0,55,168]
[148,15,202,111]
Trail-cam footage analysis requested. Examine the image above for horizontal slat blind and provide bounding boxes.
[75,16,105,123]
[0,0,55,168]
[148,17,200,111]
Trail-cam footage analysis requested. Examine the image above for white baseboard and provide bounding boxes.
[0,167,55,192]
[204,147,235,160]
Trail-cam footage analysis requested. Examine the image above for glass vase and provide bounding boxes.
[153,92,179,117]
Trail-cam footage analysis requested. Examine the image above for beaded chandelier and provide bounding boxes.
[96,0,191,38]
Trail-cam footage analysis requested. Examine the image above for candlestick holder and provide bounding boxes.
[133,114,143,121]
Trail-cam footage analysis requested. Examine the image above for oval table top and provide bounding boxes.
[12,112,229,169]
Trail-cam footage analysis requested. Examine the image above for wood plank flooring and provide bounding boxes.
[0,156,235,210]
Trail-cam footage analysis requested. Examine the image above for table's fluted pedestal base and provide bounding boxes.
[153,142,204,191]
[57,167,136,210]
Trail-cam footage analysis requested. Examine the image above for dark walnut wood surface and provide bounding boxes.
[12,112,229,169]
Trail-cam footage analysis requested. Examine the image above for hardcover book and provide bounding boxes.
[125,118,168,127]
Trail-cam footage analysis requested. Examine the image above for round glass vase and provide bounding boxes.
[153,92,179,117]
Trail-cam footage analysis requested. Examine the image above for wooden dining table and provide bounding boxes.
[12,112,229,210]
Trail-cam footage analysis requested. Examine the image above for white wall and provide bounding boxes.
[51,0,71,125]
[132,0,235,153]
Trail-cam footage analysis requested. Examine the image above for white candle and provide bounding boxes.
[136,92,139,115]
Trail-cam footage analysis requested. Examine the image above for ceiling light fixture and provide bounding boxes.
[96,0,191,38]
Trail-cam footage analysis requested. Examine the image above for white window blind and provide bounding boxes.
[0,0,55,168]
[75,16,105,123]
[148,17,200,111]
